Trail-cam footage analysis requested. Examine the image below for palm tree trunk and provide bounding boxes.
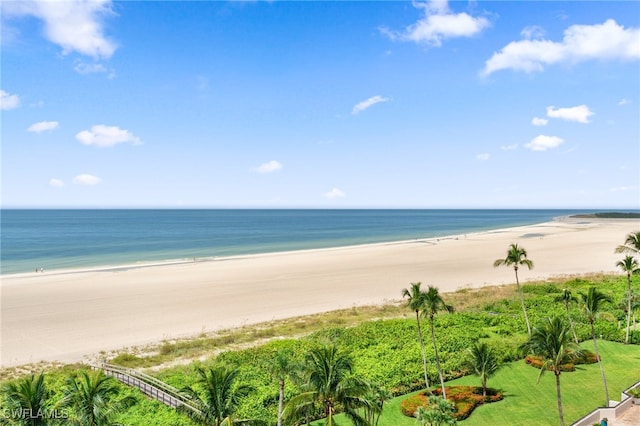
[555,372,565,426]
[590,321,610,405]
[277,378,284,426]
[566,303,579,344]
[415,310,431,391]
[429,316,446,399]
[515,268,531,336]
[626,273,632,344]
[482,377,487,398]
[326,403,333,426]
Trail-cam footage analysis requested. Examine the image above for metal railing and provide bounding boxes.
[92,363,202,416]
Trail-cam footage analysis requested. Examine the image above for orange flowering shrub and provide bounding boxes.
[401,386,503,421]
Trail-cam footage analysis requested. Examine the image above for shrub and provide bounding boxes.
[401,386,503,421]
[524,349,598,372]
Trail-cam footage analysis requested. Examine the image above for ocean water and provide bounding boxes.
[0,209,598,275]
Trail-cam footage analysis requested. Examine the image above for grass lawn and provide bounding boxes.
[326,340,640,426]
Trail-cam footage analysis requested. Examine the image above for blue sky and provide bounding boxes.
[1,0,638,208]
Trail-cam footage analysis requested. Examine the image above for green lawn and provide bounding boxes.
[328,340,640,426]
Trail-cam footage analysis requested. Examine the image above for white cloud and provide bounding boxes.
[482,19,640,76]
[2,0,116,59]
[381,0,490,46]
[72,174,102,185]
[76,125,141,147]
[27,121,59,133]
[74,61,107,74]
[618,98,631,105]
[521,25,545,40]
[609,186,634,192]
[531,117,548,126]
[0,90,20,110]
[352,95,389,115]
[476,153,490,161]
[324,188,346,199]
[49,178,64,187]
[525,135,564,151]
[546,105,594,123]
[500,144,518,151]
[256,160,283,173]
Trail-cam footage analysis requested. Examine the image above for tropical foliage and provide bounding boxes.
[414,395,457,426]
[1,272,638,426]
[179,366,255,426]
[401,282,431,391]
[422,286,453,399]
[616,255,640,344]
[283,345,371,426]
[580,287,612,406]
[494,244,534,336]
[1,373,53,426]
[520,316,583,426]
[464,343,501,398]
[554,289,579,343]
[59,369,135,426]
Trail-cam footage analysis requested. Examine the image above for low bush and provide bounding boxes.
[524,349,598,372]
[401,386,503,421]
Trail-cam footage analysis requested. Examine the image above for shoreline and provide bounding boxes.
[0,214,588,279]
[0,211,603,277]
[1,216,638,368]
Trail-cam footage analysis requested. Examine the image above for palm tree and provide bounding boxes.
[615,231,640,255]
[423,286,453,399]
[283,345,371,426]
[520,317,583,426]
[180,365,254,426]
[401,282,430,391]
[616,255,640,344]
[362,383,391,426]
[414,395,457,426]
[494,243,534,336]
[60,369,134,426]
[464,342,501,398]
[1,373,51,426]
[580,287,612,406]
[268,349,296,426]
[554,289,579,343]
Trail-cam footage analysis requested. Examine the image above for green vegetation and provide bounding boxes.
[580,287,613,406]
[616,255,640,344]
[402,386,502,421]
[179,365,255,426]
[572,213,640,219]
[464,343,501,398]
[494,243,534,336]
[369,340,639,426]
[520,316,583,426]
[59,369,135,426]
[283,344,371,426]
[401,282,432,391]
[1,273,639,426]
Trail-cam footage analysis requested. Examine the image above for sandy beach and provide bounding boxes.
[1,217,638,368]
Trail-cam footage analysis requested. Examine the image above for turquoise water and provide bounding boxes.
[0,209,599,274]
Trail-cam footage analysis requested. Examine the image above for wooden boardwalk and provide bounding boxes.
[93,363,201,416]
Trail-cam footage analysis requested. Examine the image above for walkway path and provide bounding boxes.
[93,363,201,416]
[609,404,640,426]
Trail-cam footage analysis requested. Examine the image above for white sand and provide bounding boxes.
[1,217,638,368]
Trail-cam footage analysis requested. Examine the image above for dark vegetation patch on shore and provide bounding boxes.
[571,212,640,219]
